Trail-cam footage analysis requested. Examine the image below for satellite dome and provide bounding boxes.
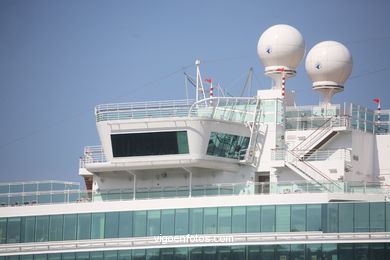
[305,41,353,88]
[257,24,305,75]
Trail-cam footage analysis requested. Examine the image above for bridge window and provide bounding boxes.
[111,131,189,157]
[207,132,249,159]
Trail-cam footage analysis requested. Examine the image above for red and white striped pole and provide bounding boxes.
[373,99,381,121]
[276,68,285,98]
[205,79,213,104]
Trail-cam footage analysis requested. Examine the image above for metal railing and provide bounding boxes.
[188,97,258,124]
[292,116,350,152]
[80,146,106,166]
[1,181,388,207]
[95,99,194,122]
[272,148,351,162]
[1,232,390,256]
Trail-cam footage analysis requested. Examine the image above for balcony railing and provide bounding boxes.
[1,181,388,207]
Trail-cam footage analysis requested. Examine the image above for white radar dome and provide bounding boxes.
[257,24,305,75]
[305,41,353,88]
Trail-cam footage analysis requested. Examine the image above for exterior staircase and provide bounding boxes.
[240,99,263,166]
[284,116,350,191]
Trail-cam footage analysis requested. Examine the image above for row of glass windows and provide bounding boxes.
[207,132,250,159]
[1,202,389,244]
[2,243,390,260]
[0,182,80,194]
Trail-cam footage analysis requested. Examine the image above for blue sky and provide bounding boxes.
[0,0,389,185]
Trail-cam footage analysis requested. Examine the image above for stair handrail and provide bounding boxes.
[293,116,349,153]
[286,149,343,191]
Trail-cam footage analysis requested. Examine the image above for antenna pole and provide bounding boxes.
[195,60,206,102]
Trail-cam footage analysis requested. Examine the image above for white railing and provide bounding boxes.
[1,232,390,256]
[272,148,350,162]
[95,99,194,122]
[293,116,350,153]
[80,146,106,167]
[188,97,258,124]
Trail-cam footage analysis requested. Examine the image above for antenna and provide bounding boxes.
[257,24,305,97]
[195,60,206,102]
[240,67,254,97]
[306,41,353,105]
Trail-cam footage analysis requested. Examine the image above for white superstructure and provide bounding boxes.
[1,24,390,259]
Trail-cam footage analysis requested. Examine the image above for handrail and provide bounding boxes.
[1,232,390,256]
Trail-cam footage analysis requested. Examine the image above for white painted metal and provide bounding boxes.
[2,232,390,256]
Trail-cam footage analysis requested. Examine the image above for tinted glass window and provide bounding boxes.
[111,131,189,157]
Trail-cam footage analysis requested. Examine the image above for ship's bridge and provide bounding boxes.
[80,97,262,178]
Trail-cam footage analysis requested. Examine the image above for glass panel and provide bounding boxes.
[175,209,188,235]
[161,209,175,235]
[370,243,385,260]
[34,255,47,260]
[275,244,290,260]
[77,214,91,240]
[323,203,338,233]
[339,203,353,232]
[103,251,117,260]
[387,202,390,232]
[203,208,217,234]
[231,245,245,259]
[322,243,337,260]
[21,216,35,243]
[291,204,306,232]
[75,252,89,260]
[133,211,147,237]
[49,215,63,241]
[53,183,65,191]
[0,219,7,243]
[246,206,260,233]
[147,210,161,236]
[217,207,231,234]
[354,203,369,232]
[90,251,104,260]
[21,255,33,260]
[118,250,132,260]
[118,211,132,238]
[62,253,75,260]
[260,245,275,260]
[0,185,9,194]
[35,216,49,242]
[306,244,321,260]
[232,206,246,233]
[307,204,321,231]
[261,205,275,232]
[7,217,21,243]
[370,202,385,232]
[132,249,146,260]
[63,214,77,240]
[91,213,105,239]
[276,205,290,232]
[290,244,305,260]
[38,183,52,192]
[207,132,249,159]
[177,131,189,154]
[354,243,369,260]
[38,194,51,204]
[161,248,174,260]
[203,247,216,260]
[111,131,188,157]
[48,254,61,260]
[189,247,202,260]
[248,245,261,260]
[339,243,353,260]
[174,248,187,260]
[10,184,23,193]
[105,212,119,238]
[189,208,203,235]
[23,184,36,192]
